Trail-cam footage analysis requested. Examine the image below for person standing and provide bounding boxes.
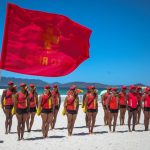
[119,86,127,125]
[1,81,15,134]
[136,86,142,124]
[82,86,90,127]
[106,88,119,132]
[26,84,38,132]
[38,85,54,138]
[101,87,112,125]
[127,86,139,132]
[141,87,150,131]
[85,86,98,134]
[14,83,29,140]
[64,85,79,136]
[51,84,61,129]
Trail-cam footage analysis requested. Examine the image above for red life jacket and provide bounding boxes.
[109,96,118,110]
[17,92,27,109]
[144,94,150,108]
[128,92,138,108]
[5,89,13,106]
[103,92,109,105]
[119,92,126,105]
[86,93,97,110]
[29,92,36,108]
[52,91,60,106]
[41,93,52,109]
[66,95,77,111]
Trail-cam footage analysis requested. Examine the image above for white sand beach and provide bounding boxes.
[0,103,150,150]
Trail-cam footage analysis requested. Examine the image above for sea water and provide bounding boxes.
[0,86,104,102]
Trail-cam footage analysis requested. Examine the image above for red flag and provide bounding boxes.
[0,3,92,77]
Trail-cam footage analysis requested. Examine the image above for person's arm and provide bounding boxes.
[96,94,98,111]
[38,95,42,108]
[59,94,61,108]
[101,94,105,108]
[52,95,55,113]
[106,95,111,111]
[1,90,6,112]
[116,95,120,109]
[26,94,30,111]
[84,95,88,111]
[64,96,67,109]
[76,96,79,112]
[125,93,127,106]
[14,93,18,114]
[141,95,145,111]
[126,94,129,109]
[35,93,38,108]
[82,94,86,108]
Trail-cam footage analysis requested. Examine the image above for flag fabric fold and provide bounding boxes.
[0,3,92,77]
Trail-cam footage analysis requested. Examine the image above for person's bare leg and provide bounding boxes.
[108,113,113,132]
[67,113,72,136]
[144,111,149,131]
[128,111,132,132]
[46,113,53,137]
[148,112,150,130]
[8,111,13,133]
[21,113,28,140]
[41,113,47,137]
[120,109,123,125]
[132,110,137,131]
[113,113,118,132]
[91,112,97,134]
[4,109,10,134]
[104,109,108,125]
[122,108,126,125]
[70,114,77,135]
[29,112,36,131]
[104,109,107,125]
[52,109,59,129]
[16,114,22,141]
[137,107,141,124]
[26,113,30,132]
[85,114,88,127]
[87,112,92,134]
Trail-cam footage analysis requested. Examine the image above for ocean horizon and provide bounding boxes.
[0,86,105,95]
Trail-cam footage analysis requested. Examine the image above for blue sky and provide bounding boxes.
[0,0,150,85]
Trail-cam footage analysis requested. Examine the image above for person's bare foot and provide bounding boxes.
[129,129,132,132]
[5,131,8,134]
[91,132,95,135]
[68,133,71,136]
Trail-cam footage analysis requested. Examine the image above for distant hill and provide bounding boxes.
[59,82,122,88]
[0,77,148,89]
[0,77,49,88]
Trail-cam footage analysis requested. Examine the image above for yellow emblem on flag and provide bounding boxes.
[42,27,60,51]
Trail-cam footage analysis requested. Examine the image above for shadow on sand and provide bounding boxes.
[55,125,102,130]
[73,131,108,136]
[25,135,65,141]
[117,130,128,133]
[135,129,144,132]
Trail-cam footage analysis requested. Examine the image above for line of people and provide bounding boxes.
[1,81,150,141]
[1,82,61,140]
[101,86,150,132]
